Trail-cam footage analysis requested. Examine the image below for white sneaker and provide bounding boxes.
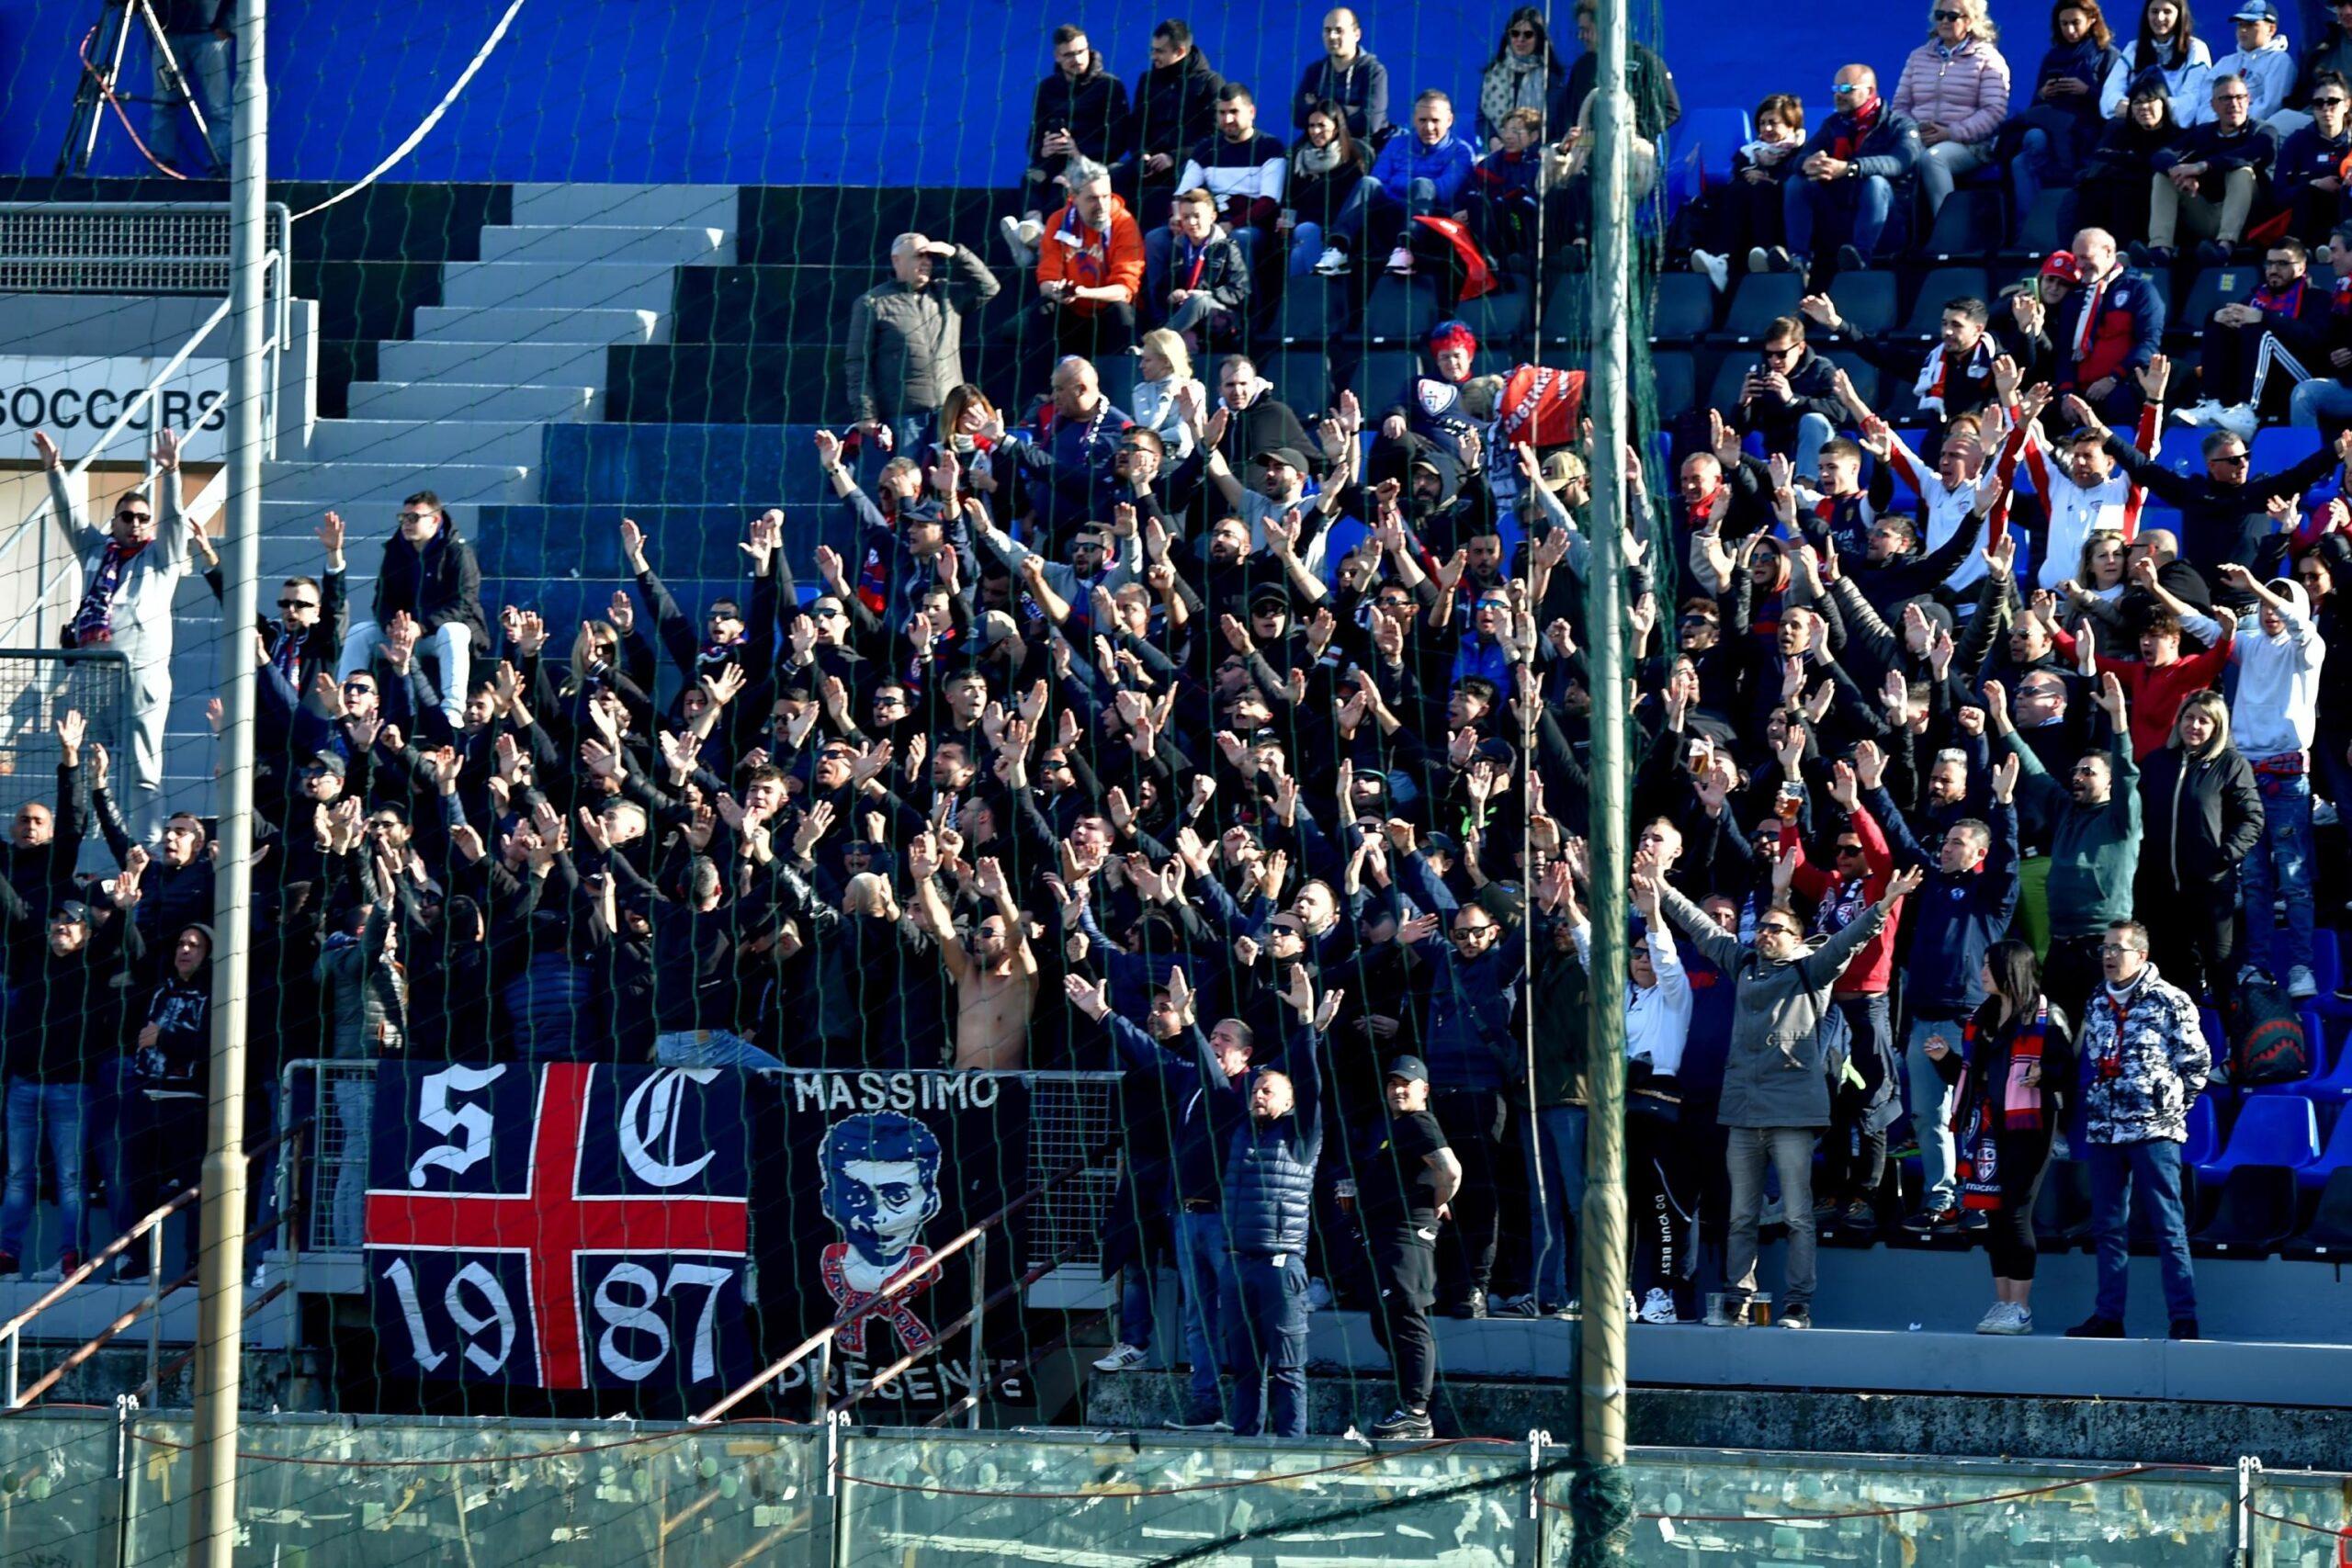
[2211,402,2260,443]
[2313,799,2339,827]
[1973,1300,2014,1334]
[1981,1302,2033,1336]
[1747,244,1771,276]
[1306,1277,1334,1311]
[1491,1291,1542,1318]
[2288,965,2319,999]
[2170,399,2222,427]
[26,1262,71,1285]
[1092,1342,1149,1372]
[1690,248,1729,293]
[1314,246,1350,276]
[1385,245,1413,275]
[999,215,1040,268]
[1638,1288,1680,1324]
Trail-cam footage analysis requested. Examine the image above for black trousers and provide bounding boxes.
[1368,1220,1439,1411]
[2138,870,2240,1005]
[1627,1100,1700,1307]
[2042,934,2107,1039]
[1430,1089,1506,1306]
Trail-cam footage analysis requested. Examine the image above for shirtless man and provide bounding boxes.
[910,839,1038,1069]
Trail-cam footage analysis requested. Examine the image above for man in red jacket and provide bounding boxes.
[1779,752,1905,1235]
[2054,228,2168,424]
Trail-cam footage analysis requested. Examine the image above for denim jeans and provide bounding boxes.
[1221,1250,1309,1437]
[152,30,232,175]
[1783,174,1894,261]
[331,1076,374,1246]
[653,1029,787,1070]
[1724,1125,1817,1311]
[1905,1014,1965,1209]
[2010,126,2054,220]
[1,1079,87,1265]
[1336,175,1438,255]
[2086,1138,2198,1325]
[1917,141,1988,219]
[1792,412,1836,482]
[340,619,472,727]
[2290,378,2352,429]
[2240,769,2316,977]
[1522,1103,1587,1305]
[1117,1264,1158,1351]
[1171,1208,1234,1421]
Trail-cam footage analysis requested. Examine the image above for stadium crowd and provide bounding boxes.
[5,0,2352,1446]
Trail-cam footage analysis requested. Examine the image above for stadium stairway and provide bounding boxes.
[162,183,741,816]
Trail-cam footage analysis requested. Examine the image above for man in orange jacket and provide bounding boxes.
[1023,158,1144,390]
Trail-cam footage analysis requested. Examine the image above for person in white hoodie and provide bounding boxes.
[2182,560,2325,995]
[2199,1,2298,127]
[1615,864,1697,1324]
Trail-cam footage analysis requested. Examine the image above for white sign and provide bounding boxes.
[0,355,230,464]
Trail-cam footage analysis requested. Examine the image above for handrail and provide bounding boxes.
[690,1140,1116,1426]
[0,1117,311,1409]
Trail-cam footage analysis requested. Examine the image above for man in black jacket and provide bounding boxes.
[336,491,486,730]
[1124,19,1224,230]
[1733,318,1847,480]
[1006,25,1132,253]
[1292,8,1392,142]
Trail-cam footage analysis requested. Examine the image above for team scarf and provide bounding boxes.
[1826,96,1883,163]
[2251,276,2310,318]
[1954,998,2051,1210]
[66,537,148,648]
[1913,336,1996,417]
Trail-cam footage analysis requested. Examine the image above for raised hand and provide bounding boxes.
[1064,972,1112,1021]
[1883,864,1927,904]
[618,516,649,570]
[1852,737,1886,791]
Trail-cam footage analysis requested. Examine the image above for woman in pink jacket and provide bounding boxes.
[1894,0,2016,221]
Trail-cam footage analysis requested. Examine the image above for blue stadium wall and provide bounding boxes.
[0,0,1935,186]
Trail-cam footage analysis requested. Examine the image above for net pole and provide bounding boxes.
[188,0,265,1555]
[1576,0,1636,1555]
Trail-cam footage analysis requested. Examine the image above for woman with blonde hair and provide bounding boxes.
[1894,0,2014,221]
[2134,687,2264,1001]
[933,383,1003,496]
[1130,329,1205,460]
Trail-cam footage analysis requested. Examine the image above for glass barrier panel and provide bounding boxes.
[0,1409,120,1568]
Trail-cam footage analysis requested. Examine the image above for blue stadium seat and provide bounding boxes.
[2190,1165,2300,1256]
[2007,188,2078,258]
[2299,1101,2352,1190]
[1919,189,2007,261]
[1272,277,1352,346]
[1820,352,1879,411]
[2181,1095,2222,1167]
[1653,350,1697,422]
[1650,271,1718,344]
[1901,266,1992,338]
[2247,425,2323,476]
[1826,269,1898,336]
[2299,1019,2352,1103]
[2173,266,2257,336]
[1715,273,1805,343]
[2194,1094,2322,1182]
[1361,275,1444,344]
[1260,349,1331,420]
[1455,284,1532,349]
[1343,348,1420,402]
[1705,354,1755,419]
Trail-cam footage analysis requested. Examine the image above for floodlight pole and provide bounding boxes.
[1576,0,1635,1557]
[188,0,264,1556]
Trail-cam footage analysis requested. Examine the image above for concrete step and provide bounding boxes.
[477,225,730,267]
[301,416,544,469]
[440,258,683,314]
[411,305,662,346]
[508,182,737,231]
[262,459,534,507]
[258,500,485,543]
[347,379,599,425]
[376,338,613,389]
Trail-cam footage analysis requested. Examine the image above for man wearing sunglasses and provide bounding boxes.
[2269,72,2352,244]
[258,512,349,695]
[1779,63,1922,282]
[33,426,198,842]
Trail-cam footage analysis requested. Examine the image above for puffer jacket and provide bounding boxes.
[843,248,1001,423]
[2136,742,2264,887]
[1893,38,2013,147]
[2077,963,2210,1145]
[1660,885,1888,1130]
[1217,1023,1325,1254]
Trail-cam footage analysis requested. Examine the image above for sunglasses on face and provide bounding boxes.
[1758,922,1801,938]
[117,511,152,525]
[343,682,374,694]
[279,598,317,611]
[2211,452,2249,467]
[2316,96,2350,107]
[1933,6,1965,17]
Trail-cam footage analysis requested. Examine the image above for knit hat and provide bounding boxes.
[1428,319,1478,359]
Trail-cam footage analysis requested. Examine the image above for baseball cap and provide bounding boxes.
[49,899,90,928]
[1250,582,1293,611]
[1385,1055,1430,1085]
[1475,736,1519,770]
[1423,830,1463,857]
[1255,446,1311,474]
[2233,1,2281,20]
[2039,250,2082,285]
[1540,450,1588,493]
[306,750,345,777]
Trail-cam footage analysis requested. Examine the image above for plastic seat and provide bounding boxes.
[1096,353,1137,417]
[1826,269,1898,336]
[2188,1165,2300,1257]
[1706,353,1757,419]
[1454,284,1532,349]
[2315,929,2344,998]
[1258,349,1330,422]
[2172,266,2257,335]
[1652,350,1697,422]
[2181,1096,2222,1167]
[2007,188,2079,258]
[2299,1099,2352,1187]
[1341,348,1419,402]
[1664,105,1752,209]
[2308,1023,2352,1103]
[1272,277,1352,346]
[1920,189,2007,260]
[1650,271,1718,344]
[1821,352,1879,410]
[2282,1167,2352,1259]
[2193,1094,2321,1183]
[1901,265,1993,338]
[2246,425,2324,477]
[1361,275,1444,344]
[1715,272,1805,342]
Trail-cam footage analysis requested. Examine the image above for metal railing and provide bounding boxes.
[0,649,128,823]
[0,1119,309,1409]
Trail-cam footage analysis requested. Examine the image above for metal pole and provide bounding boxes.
[188,0,263,1555]
[1577,0,1635,1554]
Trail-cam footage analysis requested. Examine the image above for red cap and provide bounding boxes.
[2040,250,2082,285]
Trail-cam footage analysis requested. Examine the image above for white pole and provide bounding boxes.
[189,0,263,1555]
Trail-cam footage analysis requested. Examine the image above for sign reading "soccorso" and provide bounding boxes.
[0,355,229,463]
